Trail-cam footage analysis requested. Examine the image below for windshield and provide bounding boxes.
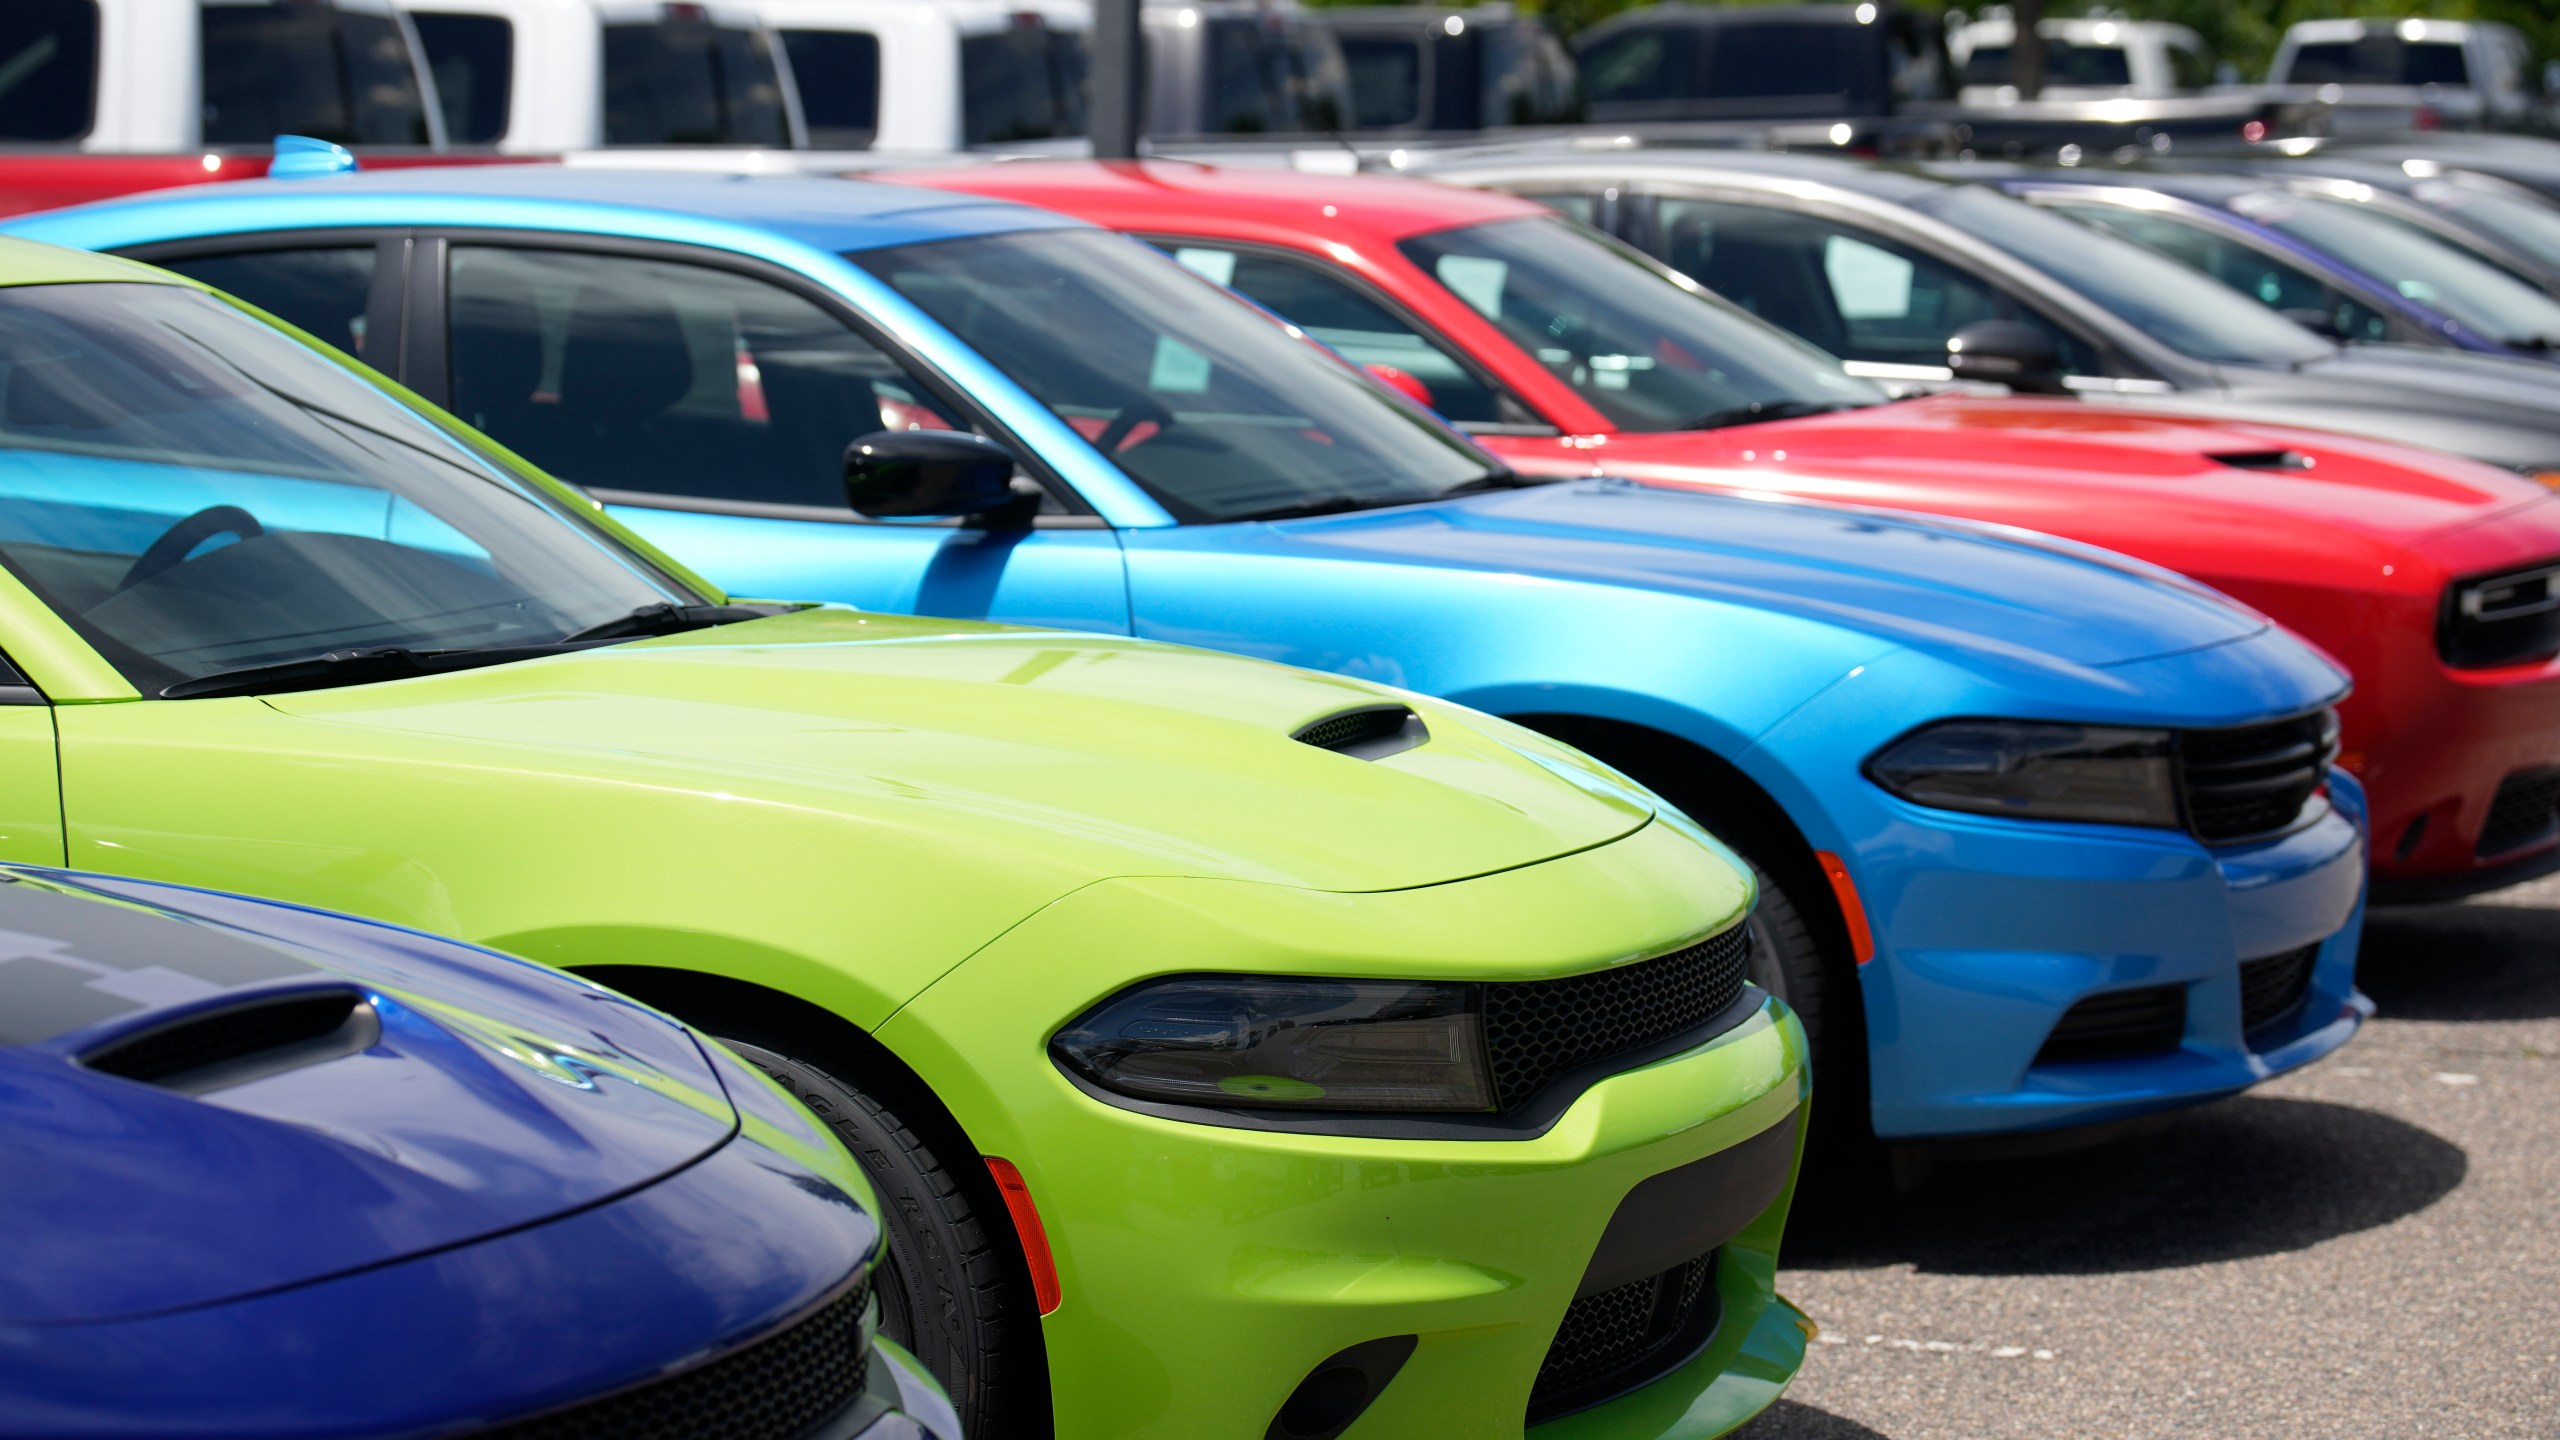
[602,16,792,146]
[1925,186,2335,366]
[2410,180,2560,272]
[2288,38,2468,87]
[855,230,1501,523]
[1398,217,1882,431]
[2233,191,2560,347]
[0,283,691,695]
[200,2,432,147]
[1960,40,2132,88]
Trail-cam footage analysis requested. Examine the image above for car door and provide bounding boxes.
[142,231,1131,632]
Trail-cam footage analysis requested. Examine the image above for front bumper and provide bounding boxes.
[879,818,1812,1439]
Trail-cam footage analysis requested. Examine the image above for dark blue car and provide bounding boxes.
[0,866,958,1440]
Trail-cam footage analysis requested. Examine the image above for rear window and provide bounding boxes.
[1581,20,1873,106]
[602,17,792,145]
[0,0,98,143]
[961,19,1089,145]
[1202,17,1348,133]
[1960,40,2134,88]
[411,11,513,145]
[2288,38,2469,87]
[781,28,880,148]
[200,3,432,147]
[1341,36,1423,128]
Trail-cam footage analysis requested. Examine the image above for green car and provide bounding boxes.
[0,240,1810,1438]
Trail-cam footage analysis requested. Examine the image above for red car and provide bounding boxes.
[893,160,2560,900]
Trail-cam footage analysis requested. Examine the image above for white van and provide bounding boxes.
[756,0,1091,152]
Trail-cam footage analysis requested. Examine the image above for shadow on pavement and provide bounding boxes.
[1732,1400,1896,1438]
[2360,898,2560,1021]
[1787,1096,2464,1274]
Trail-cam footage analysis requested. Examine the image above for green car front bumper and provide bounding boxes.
[881,818,1811,1439]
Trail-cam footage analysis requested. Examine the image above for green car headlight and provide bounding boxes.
[1866,719,2180,828]
[1052,976,1497,1112]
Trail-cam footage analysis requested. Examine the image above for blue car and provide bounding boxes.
[10,163,2370,1146]
[0,865,958,1440]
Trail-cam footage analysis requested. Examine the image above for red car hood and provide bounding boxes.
[1496,394,2555,559]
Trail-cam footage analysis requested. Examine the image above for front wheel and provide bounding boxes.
[718,1038,1039,1438]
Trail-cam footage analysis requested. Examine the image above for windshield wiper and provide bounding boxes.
[557,601,798,644]
[1677,400,1865,432]
[1225,496,1392,523]
[159,645,556,701]
[1438,470,1555,497]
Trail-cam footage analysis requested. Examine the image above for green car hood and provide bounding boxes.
[262,608,1652,897]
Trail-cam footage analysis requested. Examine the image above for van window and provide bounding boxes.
[411,12,512,145]
[781,28,879,148]
[0,1,98,143]
[1340,37,1423,128]
[962,19,1089,145]
[200,3,432,147]
[602,16,792,146]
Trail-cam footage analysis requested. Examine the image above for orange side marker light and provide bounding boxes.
[985,1157,1062,1314]
[1813,850,1875,965]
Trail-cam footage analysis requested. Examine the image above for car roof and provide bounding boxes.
[1584,3,1862,31]
[1992,168,2276,205]
[1425,145,1961,205]
[13,164,1079,257]
[884,159,1548,243]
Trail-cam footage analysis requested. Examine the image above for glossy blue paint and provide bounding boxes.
[15,174,2374,1138]
[0,869,913,1436]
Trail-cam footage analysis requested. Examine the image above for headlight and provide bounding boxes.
[1051,976,1495,1112]
[1865,719,2179,828]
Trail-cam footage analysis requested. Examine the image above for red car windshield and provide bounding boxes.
[1398,217,1884,431]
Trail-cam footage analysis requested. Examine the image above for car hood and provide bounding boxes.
[0,871,737,1326]
[1558,393,2556,550]
[2203,347,2560,469]
[264,608,1654,895]
[1267,478,2268,670]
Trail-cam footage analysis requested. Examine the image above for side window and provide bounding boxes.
[411,12,515,146]
[150,247,378,360]
[445,247,972,509]
[781,28,881,148]
[2046,204,2392,344]
[1339,37,1424,128]
[1650,198,2102,373]
[0,1,99,142]
[199,5,431,146]
[1166,242,1510,425]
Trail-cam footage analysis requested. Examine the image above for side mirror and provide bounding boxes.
[1946,320,2071,396]
[843,430,1027,521]
[1364,362,1437,410]
[2279,305,2347,340]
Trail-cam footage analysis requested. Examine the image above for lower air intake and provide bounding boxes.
[1527,1252,1721,1425]
[2239,945,2318,1039]
[2478,766,2560,859]
[2035,984,2186,1065]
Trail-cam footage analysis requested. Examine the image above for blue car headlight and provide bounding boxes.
[1865,719,2180,828]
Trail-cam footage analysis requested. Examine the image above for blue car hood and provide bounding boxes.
[1292,480,2268,669]
[0,873,736,1326]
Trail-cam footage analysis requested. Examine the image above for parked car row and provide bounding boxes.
[12,23,2560,1440]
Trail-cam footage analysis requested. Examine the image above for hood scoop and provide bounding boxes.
[82,987,379,1095]
[2208,449,2314,472]
[1293,704,1429,761]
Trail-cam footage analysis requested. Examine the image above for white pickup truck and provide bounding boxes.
[402,0,803,149]
[2265,17,2546,132]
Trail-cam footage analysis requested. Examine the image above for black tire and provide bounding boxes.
[718,1038,1038,1438]
[1734,851,1831,1062]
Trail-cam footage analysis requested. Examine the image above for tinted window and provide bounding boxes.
[0,1,98,143]
[1578,26,1697,105]
[859,230,1499,524]
[962,19,1088,145]
[2288,38,2469,87]
[1203,18,1349,133]
[1341,36,1422,128]
[1702,23,1861,99]
[1918,185,2334,366]
[151,247,378,359]
[1482,24,1580,126]
[1650,198,2102,374]
[602,18,791,146]
[1961,40,2134,88]
[2043,203,2391,344]
[200,4,431,147]
[782,28,880,148]
[411,12,512,145]
[1167,243,1508,424]
[0,283,684,694]
[1401,216,1883,431]
[2234,191,2560,348]
[2411,179,2560,272]
[447,247,961,509]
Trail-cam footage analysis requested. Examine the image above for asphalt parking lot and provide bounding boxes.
[1742,876,2560,1440]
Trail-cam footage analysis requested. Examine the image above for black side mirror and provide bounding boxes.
[843,430,1029,522]
[1946,320,2071,396]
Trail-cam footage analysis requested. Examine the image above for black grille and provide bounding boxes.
[2178,710,2337,844]
[1528,1253,1721,1424]
[2239,945,2318,1039]
[1482,924,1750,1113]
[2479,766,2560,858]
[2035,984,2186,1065]
[478,1278,871,1440]
[83,991,362,1085]
[2441,561,2560,669]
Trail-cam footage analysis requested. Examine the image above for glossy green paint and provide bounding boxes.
[0,251,1808,1436]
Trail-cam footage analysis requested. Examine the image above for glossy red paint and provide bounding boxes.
[892,161,2560,896]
